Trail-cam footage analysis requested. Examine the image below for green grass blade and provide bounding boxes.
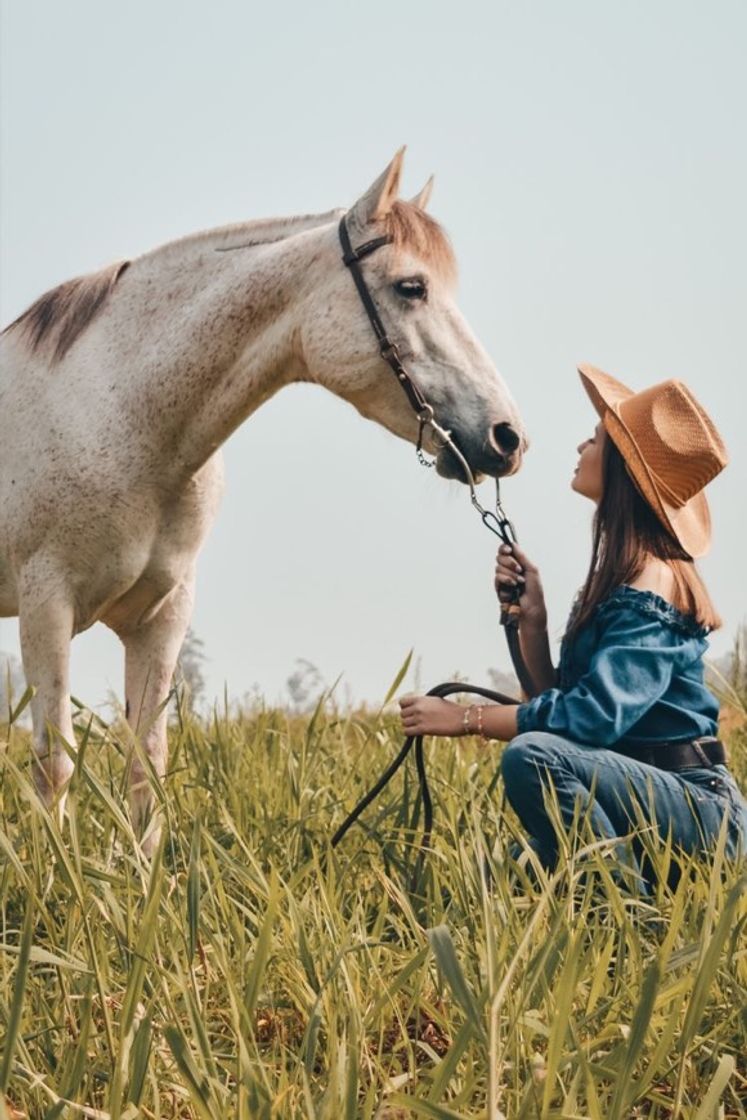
[678,873,746,1052]
[383,649,414,706]
[607,954,662,1120]
[387,1095,469,1119]
[692,1053,736,1120]
[427,924,485,1041]
[128,1012,153,1106]
[163,1026,219,1120]
[0,896,34,1094]
[187,813,201,960]
[8,684,34,725]
[244,869,280,1016]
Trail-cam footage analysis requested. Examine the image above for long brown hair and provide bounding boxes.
[566,434,721,640]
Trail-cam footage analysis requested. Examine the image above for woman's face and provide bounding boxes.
[572,420,606,502]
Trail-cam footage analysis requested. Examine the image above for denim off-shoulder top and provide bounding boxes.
[516,585,719,748]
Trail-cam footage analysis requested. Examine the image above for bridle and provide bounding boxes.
[332,214,534,877]
[337,215,517,543]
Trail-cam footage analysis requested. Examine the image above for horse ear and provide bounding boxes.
[347,147,405,233]
[409,175,434,211]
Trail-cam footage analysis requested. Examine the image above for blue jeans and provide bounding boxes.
[501,732,747,887]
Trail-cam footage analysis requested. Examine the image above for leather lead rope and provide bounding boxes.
[333,214,534,872]
[331,680,519,850]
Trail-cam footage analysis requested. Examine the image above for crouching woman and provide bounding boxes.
[399,365,747,881]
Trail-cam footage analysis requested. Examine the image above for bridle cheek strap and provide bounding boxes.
[338,217,433,418]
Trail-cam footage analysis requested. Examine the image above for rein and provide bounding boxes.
[332,214,534,866]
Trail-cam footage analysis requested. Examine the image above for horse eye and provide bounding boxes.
[393,278,427,301]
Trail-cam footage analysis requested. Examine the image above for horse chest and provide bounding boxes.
[88,456,225,634]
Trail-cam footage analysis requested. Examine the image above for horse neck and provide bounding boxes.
[148,208,344,261]
[130,217,338,479]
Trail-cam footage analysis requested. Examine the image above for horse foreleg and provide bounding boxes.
[18,578,76,824]
[121,580,194,855]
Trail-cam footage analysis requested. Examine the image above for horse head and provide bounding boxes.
[301,149,527,481]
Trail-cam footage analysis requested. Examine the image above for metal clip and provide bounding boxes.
[416,414,437,469]
[477,508,515,545]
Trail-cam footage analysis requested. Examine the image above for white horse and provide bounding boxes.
[0,150,526,850]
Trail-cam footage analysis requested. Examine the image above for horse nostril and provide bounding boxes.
[492,422,521,456]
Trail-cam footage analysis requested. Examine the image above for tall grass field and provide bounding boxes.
[1,661,746,1119]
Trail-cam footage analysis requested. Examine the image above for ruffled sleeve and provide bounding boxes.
[516,590,708,747]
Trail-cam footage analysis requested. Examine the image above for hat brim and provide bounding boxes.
[577,364,712,558]
[578,363,634,415]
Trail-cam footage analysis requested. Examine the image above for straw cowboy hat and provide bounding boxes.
[577,364,728,558]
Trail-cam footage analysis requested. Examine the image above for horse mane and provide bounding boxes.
[3,214,338,364]
[3,260,131,363]
[383,201,457,284]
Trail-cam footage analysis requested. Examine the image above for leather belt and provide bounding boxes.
[613,736,726,771]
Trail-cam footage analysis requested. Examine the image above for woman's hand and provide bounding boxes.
[399,694,465,737]
[494,542,547,628]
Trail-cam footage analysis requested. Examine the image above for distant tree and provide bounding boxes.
[486,666,520,699]
[731,622,747,694]
[175,627,207,712]
[286,658,325,713]
[708,620,747,696]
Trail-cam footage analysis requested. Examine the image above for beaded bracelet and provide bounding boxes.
[475,705,484,740]
[462,704,474,735]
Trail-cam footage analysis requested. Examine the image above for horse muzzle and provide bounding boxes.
[435,422,526,482]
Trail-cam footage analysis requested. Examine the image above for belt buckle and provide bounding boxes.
[691,741,712,767]
[690,736,725,768]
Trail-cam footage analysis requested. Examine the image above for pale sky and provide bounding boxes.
[1,0,745,711]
